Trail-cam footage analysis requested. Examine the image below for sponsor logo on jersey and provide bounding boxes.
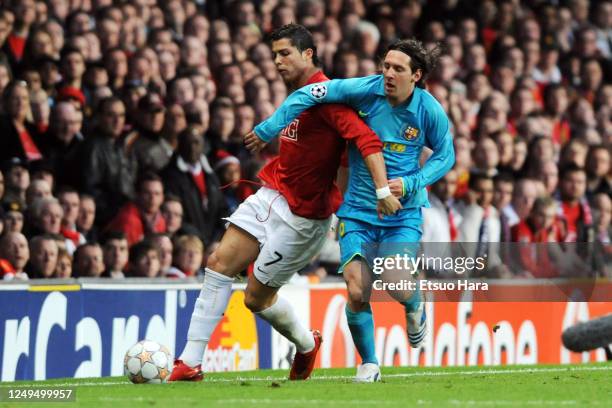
[384,142,407,153]
[404,126,419,140]
[281,119,300,141]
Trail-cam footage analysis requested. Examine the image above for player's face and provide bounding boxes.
[271,38,311,85]
[382,50,421,104]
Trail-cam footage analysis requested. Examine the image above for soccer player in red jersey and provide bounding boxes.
[169,24,401,382]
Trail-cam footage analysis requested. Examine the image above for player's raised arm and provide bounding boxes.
[252,76,377,143]
[392,102,455,198]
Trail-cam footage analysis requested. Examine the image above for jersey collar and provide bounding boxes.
[305,70,329,85]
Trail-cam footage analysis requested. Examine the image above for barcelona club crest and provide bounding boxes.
[404,126,419,140]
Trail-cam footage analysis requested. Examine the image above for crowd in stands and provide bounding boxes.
[0,0,609,281]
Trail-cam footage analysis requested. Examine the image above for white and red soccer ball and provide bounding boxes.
[124,340,173,384]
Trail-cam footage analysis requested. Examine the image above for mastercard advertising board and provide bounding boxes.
[310,283,612,369]
[204,290,273,372]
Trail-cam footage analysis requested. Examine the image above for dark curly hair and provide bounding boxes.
[386,39,442,88]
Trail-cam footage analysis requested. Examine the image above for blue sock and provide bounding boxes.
[402,285,421,313]
[345,303,378,365]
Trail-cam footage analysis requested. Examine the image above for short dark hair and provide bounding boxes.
[494,172,515,185]
[56,185,79,197]
[268,23,319,66]
[136,172,163,193]
[559,163,586,179]
[100,230,127,246]
[163,193,182,206]
[96,96,123,116]
[469,172,493,190]
[386,39,442,88]
[130,240,159,263]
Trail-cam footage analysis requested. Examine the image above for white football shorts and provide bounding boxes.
[225,187,331,287]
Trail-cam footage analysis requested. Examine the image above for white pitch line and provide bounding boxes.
[217,399,400,405]
[1,365,609,387]
[214,399,585,406]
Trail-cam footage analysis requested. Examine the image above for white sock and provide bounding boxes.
[256,296,315,353]
[180,268,234,367]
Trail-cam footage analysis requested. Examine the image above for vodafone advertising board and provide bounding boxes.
[310,284,612,368]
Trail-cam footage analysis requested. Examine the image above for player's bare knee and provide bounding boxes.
[206,251,234,277]
[347,284,365,305]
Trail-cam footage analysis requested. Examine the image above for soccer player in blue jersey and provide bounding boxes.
[246,39,454,382]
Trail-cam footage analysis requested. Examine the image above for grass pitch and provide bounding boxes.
[1,363,610,407]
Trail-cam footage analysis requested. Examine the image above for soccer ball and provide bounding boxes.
[124,340,173,384]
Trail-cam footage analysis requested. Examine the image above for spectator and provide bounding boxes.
[214,150,254,213]
[161,126,227,246]
[422,169,461,243]
[592,193,611,248]
[131,93,170,173]
[77,194,97,243]
[3,0,36,70]
[161,195,198,237]
[58,47,86,91]
[0,231,29,280]
[3,200,24,233]
[24,178,51,208]
[459,173,501,244]
[585,145,611,199]
[26,234,58,279]
[512,197,563,243]
[128,240,161,278]
[101,231,129,279]
[54,248,72,278]
[0,80,42,163]
[536,160,560,197]
[151,233,183,278]
[172,234,204,277]
[458,173,505,276]
[206,97,236,153]
[106,172,166,246]
[502,178,539,229]
[160,103,187,155]
[472,137,499,177]
[57,187,86,248]
[557,165,592,242]
[73,242,104,277]
[79,96,137,225]
[511,197,564,278]
[38,102,83,188]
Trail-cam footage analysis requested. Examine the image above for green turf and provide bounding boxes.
[1,363,611,408]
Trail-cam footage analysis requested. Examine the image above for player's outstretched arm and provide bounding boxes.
[253,76,377,143]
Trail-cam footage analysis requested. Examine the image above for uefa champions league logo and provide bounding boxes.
[310,84,327,99]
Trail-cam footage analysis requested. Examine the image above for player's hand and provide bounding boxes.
[244,130,267,153]
[377,195,402,219]
[388,178,404,198]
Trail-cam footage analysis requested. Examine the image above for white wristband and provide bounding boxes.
[376,186,392,199]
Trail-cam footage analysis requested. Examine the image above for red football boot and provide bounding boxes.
[289,331,322,380]
[167,359,204,382]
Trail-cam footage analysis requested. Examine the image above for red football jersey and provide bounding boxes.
[258,71,382,219]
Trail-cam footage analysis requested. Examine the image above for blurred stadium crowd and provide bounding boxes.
[0,0,609,281]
